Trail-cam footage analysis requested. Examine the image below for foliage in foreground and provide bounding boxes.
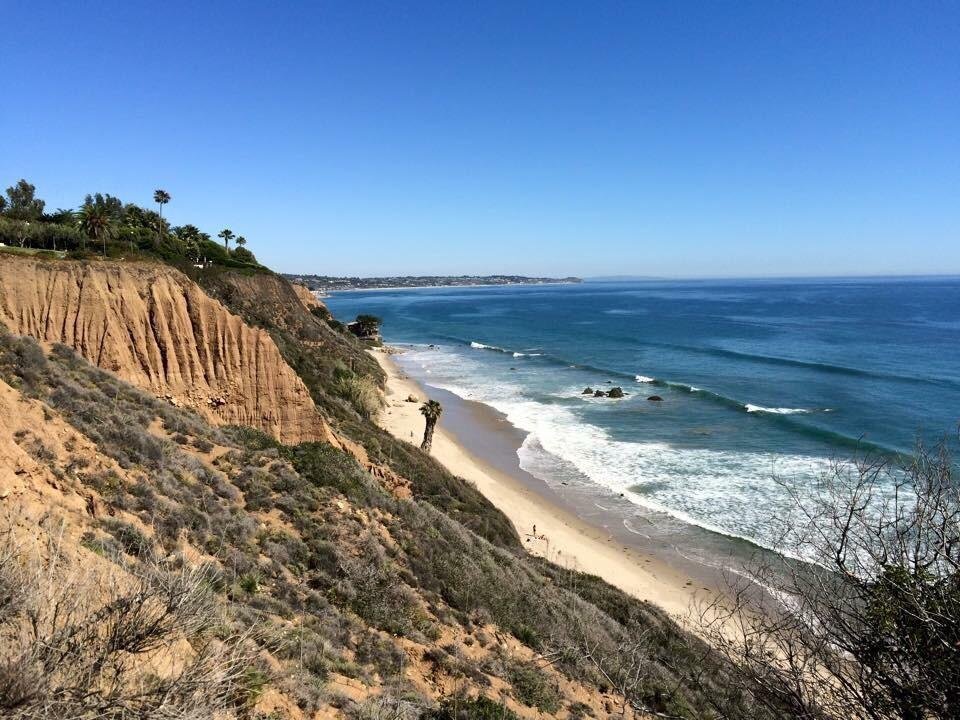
[695,441,960,720]
[0,518,256,719]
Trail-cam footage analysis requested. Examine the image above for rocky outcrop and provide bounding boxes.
[290,282,322,312]
[0,257,332,444]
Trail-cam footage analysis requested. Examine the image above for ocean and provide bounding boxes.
[326,278,960,552]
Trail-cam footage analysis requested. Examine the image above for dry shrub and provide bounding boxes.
[694,439,960,720]
[0,513,256,719]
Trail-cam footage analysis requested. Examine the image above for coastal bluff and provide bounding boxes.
[0,256,332,444]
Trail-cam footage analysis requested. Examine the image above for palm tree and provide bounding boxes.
[153,189,170,246]
[78,203,114,255]
[419,399,443,453]
[235,236,247,247]
[218,228,234,250]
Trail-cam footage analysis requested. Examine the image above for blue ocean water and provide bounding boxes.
[326,278,960,548]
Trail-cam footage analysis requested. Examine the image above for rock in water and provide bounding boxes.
[607,387,625,398]
[582,387,594,394]
[594,390,605,397]
[647,395,663,402]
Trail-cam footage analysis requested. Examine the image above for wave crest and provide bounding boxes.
[745,404,812,415]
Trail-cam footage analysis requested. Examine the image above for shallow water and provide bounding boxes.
[327,277,960,550]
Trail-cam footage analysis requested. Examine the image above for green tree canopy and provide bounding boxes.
[217,228,234,249]
[5,179,45,221]
[77,202,116,253]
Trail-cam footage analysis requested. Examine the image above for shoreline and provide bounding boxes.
[322,281,581,294]
[370,346,717,619]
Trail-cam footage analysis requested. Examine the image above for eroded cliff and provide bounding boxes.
[0,257,332,444]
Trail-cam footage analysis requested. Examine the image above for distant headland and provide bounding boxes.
[283,273,582,292]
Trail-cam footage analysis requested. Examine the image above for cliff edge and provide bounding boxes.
[0,257,332,444]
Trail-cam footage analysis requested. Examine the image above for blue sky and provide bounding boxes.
[2,1,958,277]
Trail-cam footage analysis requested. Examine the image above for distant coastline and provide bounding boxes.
[283,273,581,292]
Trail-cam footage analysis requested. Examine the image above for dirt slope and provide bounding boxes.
[0,257,330,444]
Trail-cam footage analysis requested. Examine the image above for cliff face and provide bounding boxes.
[0,258,332,444]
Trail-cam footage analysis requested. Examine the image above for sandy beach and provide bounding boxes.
[370,347,710,619]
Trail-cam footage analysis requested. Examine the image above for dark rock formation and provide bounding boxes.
[582,387,594,394]
[647,395,663,402]
[607,387,625,398]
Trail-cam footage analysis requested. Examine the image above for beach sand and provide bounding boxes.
[370,347,708,619]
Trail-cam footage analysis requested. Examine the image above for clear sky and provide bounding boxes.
[2,1,958,277]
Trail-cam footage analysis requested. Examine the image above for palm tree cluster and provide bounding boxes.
[0,179,258,268]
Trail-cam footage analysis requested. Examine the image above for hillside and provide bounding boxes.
[0,257,762,719]
[0,257,328,445]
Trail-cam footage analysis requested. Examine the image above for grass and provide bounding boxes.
[0,245,66,258]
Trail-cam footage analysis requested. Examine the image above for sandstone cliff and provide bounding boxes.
[0,257,332,444]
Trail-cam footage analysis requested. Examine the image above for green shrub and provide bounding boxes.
[331,362,382,419]
[239,572,261,594]
[504,659,560,713]
[426,696,520,720]
[100,518,154,558]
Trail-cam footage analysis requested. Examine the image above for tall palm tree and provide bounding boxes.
[153,189,170,246]
[419,399,443,453]
[78,203,114,255]
[218,228,234,250]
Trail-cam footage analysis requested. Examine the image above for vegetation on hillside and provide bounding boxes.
[194,270,521,549]
[0,328,758,718]
[0,179,261,269]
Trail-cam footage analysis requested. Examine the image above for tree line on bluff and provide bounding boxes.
[0,179,256,267]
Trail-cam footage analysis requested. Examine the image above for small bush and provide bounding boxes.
[426,696,520,720]
[239,572,261,594]
[504,659,561,714]
[331,363,382,419]
[100,518,154,558]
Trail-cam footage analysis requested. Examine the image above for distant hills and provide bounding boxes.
[283,273,582,291]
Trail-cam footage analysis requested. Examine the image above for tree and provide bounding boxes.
[153,189,171,246]
[174,224,205,261]
[0,195,6,213]
[353,314,381,337]
[218,228,234,250]
[77,202,115,254]
[235,235,246,247]
[694,438,960,720]
[419,399,443,453]
[5,179,44,221]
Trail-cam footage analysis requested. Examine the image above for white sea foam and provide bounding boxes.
[635,375,655,383]
[397,345,832,549]
[470,341,502,351]
[745,404,812,414]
